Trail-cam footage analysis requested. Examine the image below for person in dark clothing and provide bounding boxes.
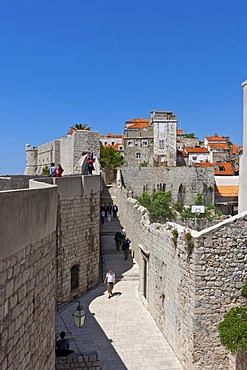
[114,231,121,252]
[56,331,74,357]
[112,204,118,218]
[87,162,94,175]
[122,238,131,260]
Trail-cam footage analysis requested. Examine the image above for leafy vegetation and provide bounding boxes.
[136,191,222,228]
[136,191,176,223]
[218,281,247,354]
[99,145,123,170]
[42,165,49,176]
[184,133,197,138]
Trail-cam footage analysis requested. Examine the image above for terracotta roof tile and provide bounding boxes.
[215,185,238,196]
[126,118,149,124]
[100,133,124,138]
[205,136,226,141]
[208,143,230,150]
[193,162,215,168]
[127,123,150,129]
[184,146,209,153]
[214,163,233,175]
[231,144,238,155]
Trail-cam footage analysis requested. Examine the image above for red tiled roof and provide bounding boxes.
[127,123,149,129]
[100,133,124,138]
[126,118,149,124]
[231,144,238,155]
[184,146,209,153]
[193,162,233,175]
[214,163,233,175]
[215,185,238,196]
[177,128,184,135]
[208,143,230,150]
[193,163,215,168]
[205,136,226,141]
[100,132,124,139]
[105,143,124,151]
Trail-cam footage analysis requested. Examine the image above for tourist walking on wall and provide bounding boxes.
[112,204,118,218]
[122,238,131,260]
[56,164,64,177]
[104,269,115,299]
[114,231,121,252]
[49,163,56,177]
[120,227,126,246]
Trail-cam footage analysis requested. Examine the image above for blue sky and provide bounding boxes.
[1,0,247,174]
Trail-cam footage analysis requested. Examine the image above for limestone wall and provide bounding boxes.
[25,130,100,176]
[120,166,215,205]
[37,139,62,175]
[0,186,57,370]
[55,351,101,370]
[56,190,100,302]
[0,174,102,370]
[60,135,74,175]
[116,187,247,370]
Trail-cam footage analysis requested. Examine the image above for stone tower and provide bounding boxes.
[149,110,177,166]
[24,144,38,175]
[239,80,247,212]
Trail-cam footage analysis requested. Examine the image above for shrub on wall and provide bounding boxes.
[136,191,176,223]
[218,280,247,354]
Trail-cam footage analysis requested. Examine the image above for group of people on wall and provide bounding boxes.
[114,227,131,260]
[48,163,64,177]
[100,203,118,223]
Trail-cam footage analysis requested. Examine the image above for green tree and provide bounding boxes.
[137,191,175,223]
[195,192,203,205]
[218,280,247,354]
[74,123,90,130]
[185,133,197,138]
[100,145,123,170]
[42,165,49,176]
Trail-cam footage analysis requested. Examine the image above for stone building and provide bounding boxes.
[124,119,154,167]
[24,129,100,176]
[150,110,177,166]
[204,134,231,163]
[123,111,177,167]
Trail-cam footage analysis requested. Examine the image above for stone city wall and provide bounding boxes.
[55,352,101,370]
[0,175,43,190]
[24,130,100,176]
[56,191,100,302]
[60,135,74,175]
[120,166,215,205]
[0,186,58,370]
[73,130,100,170]
[37,139,62,175]
[116,187,247,370]
[1,174,102,370]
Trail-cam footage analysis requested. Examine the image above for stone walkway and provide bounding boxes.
[56,214,183,370]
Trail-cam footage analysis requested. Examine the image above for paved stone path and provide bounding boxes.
[56,213,183,370]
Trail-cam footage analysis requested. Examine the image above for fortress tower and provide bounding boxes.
[24,144,38,175]
[149,110,177,166]
[239,80,247,212]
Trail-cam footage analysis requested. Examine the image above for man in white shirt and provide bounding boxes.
[104,269,116,299]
